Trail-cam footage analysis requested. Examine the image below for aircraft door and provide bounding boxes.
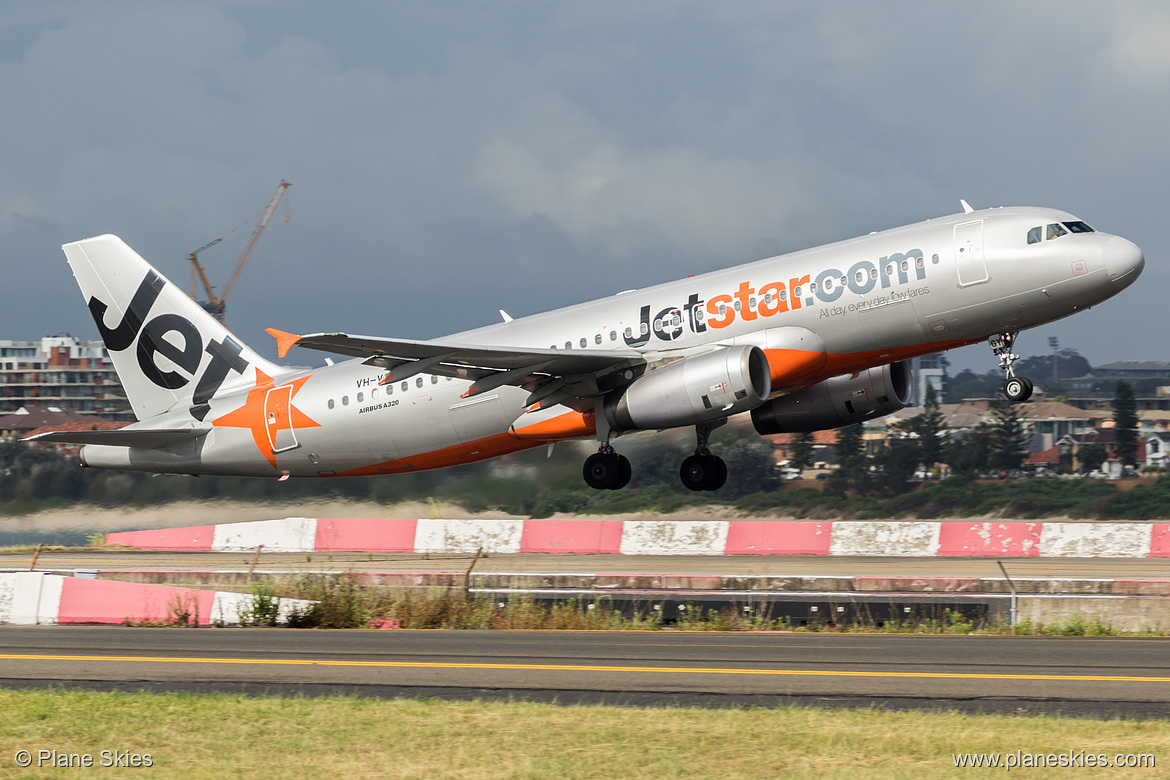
[954,220,988,286]
[264,385,301,454]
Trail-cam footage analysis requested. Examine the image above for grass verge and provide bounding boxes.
[2,689,1166,779]
[269,576,1168,636]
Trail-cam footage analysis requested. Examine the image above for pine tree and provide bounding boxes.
[833,423,867,490]
[790,431,816,471]
[989,397,1028,472]
[906,384,947,474]
[1113,381,1139,467]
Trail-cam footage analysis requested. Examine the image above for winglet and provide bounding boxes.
[960,199,974,214]
[266,328,302,359]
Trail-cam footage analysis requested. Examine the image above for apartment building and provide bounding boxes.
[0,336,126,418]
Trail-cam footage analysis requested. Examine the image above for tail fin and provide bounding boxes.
[63,234,287,422]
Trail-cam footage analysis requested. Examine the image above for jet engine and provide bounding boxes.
[750,361,912,435]
[605,345,771,431]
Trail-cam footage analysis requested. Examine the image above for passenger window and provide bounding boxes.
[328,399,335,410]
[640,322,649,335]
[579,338,587,348]
[401,381,408,391]
[387,385,393,395]
[609,331,617,341]
[416,377,424,387]
[595,334,602,344]
[357,392,364,403]
[342,395,349,406]
[431,375,438,384]
[1046,223,1068,240]
[565,342,572,349]
[624,327,632,338]
[372,388,379,399]
[1027,226,1042,244]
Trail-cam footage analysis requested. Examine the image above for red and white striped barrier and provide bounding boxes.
[0,572,311,626]
[105,519,1170,558]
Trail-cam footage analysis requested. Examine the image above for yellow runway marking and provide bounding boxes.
[3,654,1169,683]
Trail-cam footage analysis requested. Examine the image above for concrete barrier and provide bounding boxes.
[0,572,311,626]
[829,521,941,557]
[619,520,729,556]
[212,517,318,552]
[99,518,1170,558]
[414,518,525,554]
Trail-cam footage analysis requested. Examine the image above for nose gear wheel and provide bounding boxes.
[990,331,1033,402]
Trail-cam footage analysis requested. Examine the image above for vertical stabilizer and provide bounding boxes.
[63,234,286,422]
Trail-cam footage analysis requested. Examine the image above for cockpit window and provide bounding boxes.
[1046,223,1068,240]
[1063,221,1094,233]
[1027,226,1042,245]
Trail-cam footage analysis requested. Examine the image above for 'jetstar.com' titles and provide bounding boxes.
[623,248,928,347]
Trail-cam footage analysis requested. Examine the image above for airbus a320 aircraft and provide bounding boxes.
[30,203,1144,491]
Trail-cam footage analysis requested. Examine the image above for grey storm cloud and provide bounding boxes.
[2,1,1167,372]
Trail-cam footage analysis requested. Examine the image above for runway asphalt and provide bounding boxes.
[2,626,1169,718]
[7,550,1170,579]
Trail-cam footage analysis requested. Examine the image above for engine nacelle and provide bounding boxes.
[750,361,912,435]
[606,345,771,431]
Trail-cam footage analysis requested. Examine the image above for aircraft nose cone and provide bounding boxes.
[1104,236,1145,291]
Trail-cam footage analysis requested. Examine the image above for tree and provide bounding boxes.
[947,369,999,401]
[989,397,1029,472]
[831,423,867,491]
[900,384,947,473]
[789,431,816,471]
[947,423,992,476]
[1113,381,1139,467]
[1077,443,1108,474]
[871,436,920,495]
[718,437,780,498]
[1015,349,1092,389]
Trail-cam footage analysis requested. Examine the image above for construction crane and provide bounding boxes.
[189,180,291,324]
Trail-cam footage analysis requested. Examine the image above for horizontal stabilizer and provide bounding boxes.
[24,428,208,449]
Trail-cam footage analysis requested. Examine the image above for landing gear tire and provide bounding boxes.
[1002,376,1033,403]
[680,454,727,492]
[583,452,631,490]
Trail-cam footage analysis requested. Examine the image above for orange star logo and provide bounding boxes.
[212,368,320,469]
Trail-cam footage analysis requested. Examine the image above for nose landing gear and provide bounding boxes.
[990,331,1033,402]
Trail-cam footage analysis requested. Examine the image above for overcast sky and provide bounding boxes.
[3,1,1166,374]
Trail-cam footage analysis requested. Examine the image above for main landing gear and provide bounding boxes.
[679,420,727,492]
[581,417,729,492]
[990,331,1033,402]
[582,445,632,490]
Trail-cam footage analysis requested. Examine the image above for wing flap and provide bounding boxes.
[285,332,644,379]
[24,428,208,449]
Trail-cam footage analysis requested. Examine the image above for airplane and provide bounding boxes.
[28,202,1144,491]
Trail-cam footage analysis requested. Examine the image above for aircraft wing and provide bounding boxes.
[23,428,209,449]
[269,329,646,408]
